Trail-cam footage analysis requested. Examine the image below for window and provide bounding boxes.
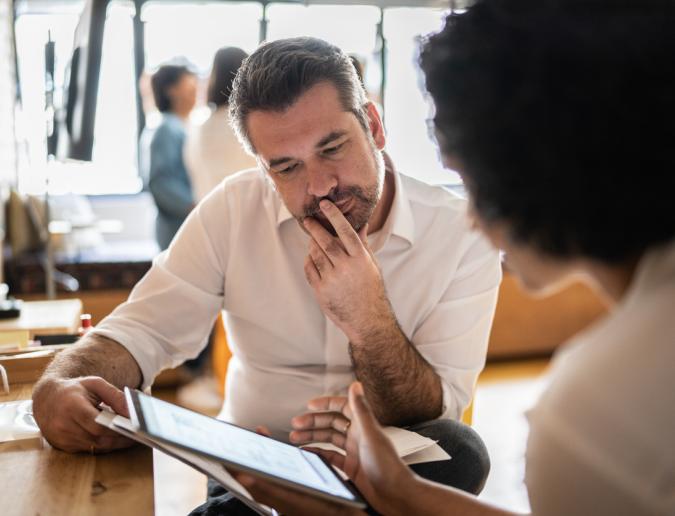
[267,4,381,55]
[15,1,139,195]
[14,1,457,196]
[140,2,262,150]
[142,2,261,73]
[15,5,77,193]
[384,7,460,185]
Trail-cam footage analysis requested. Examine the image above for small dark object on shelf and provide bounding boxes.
[0,298,23,319]
[33,333,80,346]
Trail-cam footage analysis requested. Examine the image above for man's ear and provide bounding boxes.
[365,102,386,150]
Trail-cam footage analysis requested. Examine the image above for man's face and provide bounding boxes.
[246,81,386,235]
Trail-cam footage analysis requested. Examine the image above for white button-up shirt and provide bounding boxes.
[94,167,501,439]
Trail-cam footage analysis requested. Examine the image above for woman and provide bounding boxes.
[231,1,675,515]
[184,47,256,202]
[148,62,197,251]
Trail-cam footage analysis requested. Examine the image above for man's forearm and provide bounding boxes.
[38,333,142,390]
[349,316,443,426]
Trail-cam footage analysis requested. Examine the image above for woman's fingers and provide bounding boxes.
[349,382,381,441]
[255,425,272,437]
[304,447,347,471]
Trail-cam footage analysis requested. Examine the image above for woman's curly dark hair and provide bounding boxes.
[420,0,675,263]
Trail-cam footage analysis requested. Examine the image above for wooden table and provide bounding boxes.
[0,383,154,516]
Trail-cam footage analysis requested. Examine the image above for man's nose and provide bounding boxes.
[306,164,338,198]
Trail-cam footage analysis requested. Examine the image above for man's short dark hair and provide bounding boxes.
[207,47,248,108]
[229,37,369,154]
[420,0,675,263]
[151,63,194,113]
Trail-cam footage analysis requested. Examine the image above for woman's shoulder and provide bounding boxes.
[525,245,675,515]
[536,245,675,420]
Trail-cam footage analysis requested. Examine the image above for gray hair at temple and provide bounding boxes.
[228,37,370,154]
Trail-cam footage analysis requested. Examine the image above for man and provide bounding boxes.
[32,37,501,509]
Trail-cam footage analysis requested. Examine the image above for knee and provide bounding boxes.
[455,422,491,489]
[438,419,489,460]
[412,419,491,495]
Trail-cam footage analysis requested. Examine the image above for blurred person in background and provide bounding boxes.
[148,62,197,250]
[185,47,256,202]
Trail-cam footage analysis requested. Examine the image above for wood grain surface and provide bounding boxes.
[0,383,154,516]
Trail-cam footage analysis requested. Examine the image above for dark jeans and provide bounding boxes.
[188,418,490,515]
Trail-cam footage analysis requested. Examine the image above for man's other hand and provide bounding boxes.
[303,199,395,342]
[32,376,133,453]
[289,395,352,449]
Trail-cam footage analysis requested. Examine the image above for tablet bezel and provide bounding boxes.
[125,388,366,510]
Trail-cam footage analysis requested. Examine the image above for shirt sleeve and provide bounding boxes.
[92,190,229,388]
[148,124,195,217]
[412,231,502,420]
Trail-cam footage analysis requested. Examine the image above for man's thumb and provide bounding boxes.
[80,377,129,417]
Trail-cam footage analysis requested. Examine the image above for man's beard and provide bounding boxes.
[300,183,380,236]
[295,141,385,236]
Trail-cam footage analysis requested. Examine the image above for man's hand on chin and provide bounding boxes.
[302,199,395,343]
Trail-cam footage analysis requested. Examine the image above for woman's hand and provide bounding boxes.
[231,382,416,515]
[321,382,415,514]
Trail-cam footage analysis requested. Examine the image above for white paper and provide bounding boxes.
[0,400,41,443]
[382,426,444,458]
[402,443,451,465]
[304,425,450,464]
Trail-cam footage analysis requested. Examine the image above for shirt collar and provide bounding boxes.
[275,152,416,247]
[382,155,415,247]
[276,200,294,226]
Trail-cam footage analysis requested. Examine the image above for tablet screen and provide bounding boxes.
[135,392,358,503]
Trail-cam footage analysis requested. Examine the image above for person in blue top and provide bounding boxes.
[148,63,197,250]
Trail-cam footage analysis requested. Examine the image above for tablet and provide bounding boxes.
[125,388,366,509]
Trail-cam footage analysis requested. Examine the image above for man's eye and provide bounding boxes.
[323,143,344,155]
[277,163,299,175]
